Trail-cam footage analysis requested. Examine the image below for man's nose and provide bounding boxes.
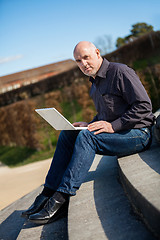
[81,59,87,67]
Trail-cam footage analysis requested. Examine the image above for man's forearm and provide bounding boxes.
[111,101,153,132]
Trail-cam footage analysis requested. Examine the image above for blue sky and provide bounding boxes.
[0,0,160,76]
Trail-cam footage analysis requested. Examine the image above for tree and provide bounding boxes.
[116,22,154,48]
[116,37,126,48]
[94,35,113,55]
[131,22,153,37]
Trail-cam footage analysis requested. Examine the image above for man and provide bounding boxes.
[22,41,154,224]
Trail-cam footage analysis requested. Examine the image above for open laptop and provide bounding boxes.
[35,107,88,130]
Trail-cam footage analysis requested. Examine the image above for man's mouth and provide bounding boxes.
[85,67,91,72]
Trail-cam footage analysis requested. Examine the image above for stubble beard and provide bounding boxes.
[83,67,97,78]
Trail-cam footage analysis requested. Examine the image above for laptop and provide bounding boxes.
[35,107,88,130]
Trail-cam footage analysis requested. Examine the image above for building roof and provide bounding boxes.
[0,59,76,94]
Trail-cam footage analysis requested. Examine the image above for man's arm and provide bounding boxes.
[111,68,153,132]
[89,67,153,134]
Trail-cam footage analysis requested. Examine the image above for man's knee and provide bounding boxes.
[76,129,96,147]
[78,129,90,139]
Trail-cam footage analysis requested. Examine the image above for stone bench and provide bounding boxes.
[118,141,160,238]
[117,110,160,238]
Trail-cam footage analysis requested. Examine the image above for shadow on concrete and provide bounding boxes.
[40,214,69,240]
[21,220,44,229]
[20,208,69,240]
[0,210,25,240]
[139,146,160,174]
[92,156,156,240]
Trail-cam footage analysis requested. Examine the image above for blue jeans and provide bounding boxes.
[44,128,151,195]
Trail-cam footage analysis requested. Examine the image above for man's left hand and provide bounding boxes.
[88,121,114,135]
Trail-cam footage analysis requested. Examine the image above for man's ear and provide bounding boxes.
[96,48,101,58]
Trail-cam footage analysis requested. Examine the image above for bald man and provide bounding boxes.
[22,41,154,224]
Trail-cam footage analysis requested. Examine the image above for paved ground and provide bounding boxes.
[0,159,51,210]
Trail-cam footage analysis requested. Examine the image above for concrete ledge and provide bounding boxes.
[118,110,160,239]
[118,141,160,238]
[67,155,155,240]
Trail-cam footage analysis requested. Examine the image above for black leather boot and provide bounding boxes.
[21,193,49,218]
[28,192,69,224]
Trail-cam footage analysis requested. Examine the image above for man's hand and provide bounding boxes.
[88,121,114,134]
[72,122,88,127]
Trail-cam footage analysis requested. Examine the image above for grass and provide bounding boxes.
[0,145,55,167]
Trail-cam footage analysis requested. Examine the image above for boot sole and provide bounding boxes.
[29,208,67,225]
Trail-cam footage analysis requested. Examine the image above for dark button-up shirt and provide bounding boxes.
[89,58,155,132]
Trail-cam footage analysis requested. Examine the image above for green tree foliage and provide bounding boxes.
[116,22,154,48]
[116,37,126,48]
[131,23,153,37]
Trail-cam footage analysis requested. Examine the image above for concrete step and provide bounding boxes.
[118,142,160,239]
[0,185,69,240]
[118,110,160,239]
[0,186,42,240]
[0,155,156,240]
[67,155,156,240]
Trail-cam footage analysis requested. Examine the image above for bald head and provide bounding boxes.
[73,41,103,78]
[73,41,97,57]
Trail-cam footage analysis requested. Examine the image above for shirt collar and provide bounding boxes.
[89,58,110,83]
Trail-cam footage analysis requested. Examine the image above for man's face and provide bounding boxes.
[74,45,102,78]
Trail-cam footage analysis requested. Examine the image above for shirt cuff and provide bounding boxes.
[111,118,123,132]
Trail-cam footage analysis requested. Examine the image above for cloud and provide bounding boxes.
[0,55,23,64]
